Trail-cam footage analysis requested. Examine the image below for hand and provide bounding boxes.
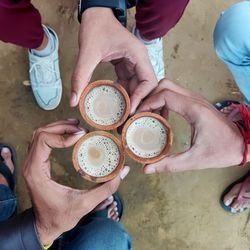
[70,7,157,114]
[137,79,245,173]
[22,119,130,245]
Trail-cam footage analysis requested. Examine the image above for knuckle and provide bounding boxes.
[34,127,45,138]
[37,131,48,144]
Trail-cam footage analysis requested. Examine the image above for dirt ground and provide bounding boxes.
[0,0,249,249]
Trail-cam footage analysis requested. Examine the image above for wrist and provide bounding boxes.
[80,6,116,23]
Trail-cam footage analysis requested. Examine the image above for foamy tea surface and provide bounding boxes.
[126,117,167,158]
[77,135,120,177]
[84,85,126,125]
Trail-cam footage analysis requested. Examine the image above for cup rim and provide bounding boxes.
[72,131,125,183]
[79,80,131,130]
[121,112,173,164]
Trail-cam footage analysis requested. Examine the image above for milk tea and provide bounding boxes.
[84,85,126,126]
[77,135,120,177]
[125,117,167,158]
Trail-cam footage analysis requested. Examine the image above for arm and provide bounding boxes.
[1,120,130,249]
[137,79,246,173]
[71,6,157,114]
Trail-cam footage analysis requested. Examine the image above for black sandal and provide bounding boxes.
[0,144,17,191]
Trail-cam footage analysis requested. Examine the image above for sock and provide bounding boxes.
[31,27,55,57]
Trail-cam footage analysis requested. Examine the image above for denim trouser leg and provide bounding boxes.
[213,1,250,105]
[0,184,17,222]
[59,217,132,250]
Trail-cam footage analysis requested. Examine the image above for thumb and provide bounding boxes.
[70,51,100,107]
[77,166,130,214]
[144,150,196,174]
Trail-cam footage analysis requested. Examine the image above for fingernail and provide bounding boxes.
[67,118,79,123]
[224,200,231,206]
[144,165,156,174]
[79,127,88,132]
[70,92,77,105]
[119,165,130,180]
[115,207,118,211]
[1,147,10,153]
[74,130,86,135]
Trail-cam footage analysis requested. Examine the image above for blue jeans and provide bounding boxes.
[214,1,250,105]
[58,217,132,250]
[0,184,16,222]
[0,184,132,249]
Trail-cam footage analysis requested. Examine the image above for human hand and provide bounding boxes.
[137,79,245,173]
[22,119,130,245]
[70,7,157,114]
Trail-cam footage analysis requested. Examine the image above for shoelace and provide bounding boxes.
[232,103,250,166]
[29,59,57,86]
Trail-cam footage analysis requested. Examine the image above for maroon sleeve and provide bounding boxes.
[0,0,43,48]
[135,0,190,40]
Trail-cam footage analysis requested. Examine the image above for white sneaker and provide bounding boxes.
[28,25,62,110]
[133,27,165,81]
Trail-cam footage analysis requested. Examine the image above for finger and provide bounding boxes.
[157,79,206,102]
[45,119,80,127]
[128,76,138,96]
[143,151,198,174]
[78,166,130,214]
[130,45,158,114]
[138,89,207,124]
[70,49,100,107]
[30,123,85,151]
[137,90,166,113]
[38,124,86,135]
[43,130,86,149]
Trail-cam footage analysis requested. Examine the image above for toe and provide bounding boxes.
[1,147,14,173]
[108,201,118,219]
[111,212,119,221]
[223,184,241,206]
[223,193,237,206]
[231,200,243,211]
[93,196,114,212]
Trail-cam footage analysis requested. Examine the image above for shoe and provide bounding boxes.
[28,25,62,110]
[133,26,165,81]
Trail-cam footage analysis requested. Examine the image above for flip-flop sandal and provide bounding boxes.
[214,100,240,111]
[214,100,247,129]
[0,144,17,191]
[220,170,250,213]
[90,192,124,220]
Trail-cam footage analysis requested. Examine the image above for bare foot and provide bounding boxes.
[93,195,120,221]
[0,147,14,186]
[223,182,250,212]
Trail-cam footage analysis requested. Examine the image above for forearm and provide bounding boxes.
[0,209,43,250]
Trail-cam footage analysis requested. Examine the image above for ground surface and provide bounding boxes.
[0,1,249,249]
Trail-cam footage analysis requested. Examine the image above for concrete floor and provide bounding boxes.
[0,0,249,249]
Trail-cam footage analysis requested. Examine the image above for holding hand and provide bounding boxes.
[71,7,157,114]
[137,80,245,173]
[23,119,130,245]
